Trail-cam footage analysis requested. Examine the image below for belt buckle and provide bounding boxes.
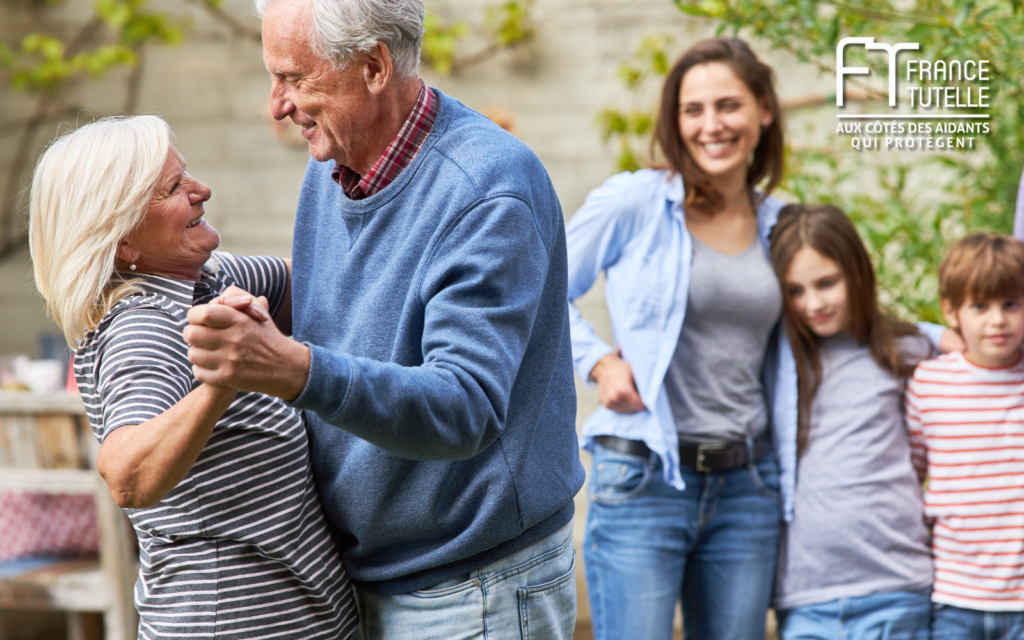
[695,443,727,472]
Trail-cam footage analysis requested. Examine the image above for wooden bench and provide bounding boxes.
[0,392,137,640]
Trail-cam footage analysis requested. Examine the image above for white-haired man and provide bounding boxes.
[183,0,585,638]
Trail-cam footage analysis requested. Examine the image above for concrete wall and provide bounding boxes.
[0,0,829,357]
[0,1,828,630]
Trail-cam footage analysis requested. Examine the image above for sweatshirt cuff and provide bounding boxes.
[288,342,353,420]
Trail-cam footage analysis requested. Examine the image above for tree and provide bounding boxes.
[598,0,1024,322]
[0,0,535,260]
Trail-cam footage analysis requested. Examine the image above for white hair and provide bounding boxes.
[29,115,171,348]
[255,0,425,79]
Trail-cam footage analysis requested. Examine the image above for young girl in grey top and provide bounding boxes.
[768,205,933,640]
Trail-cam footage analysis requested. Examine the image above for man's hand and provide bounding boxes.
[590,350,646,414]
[184,300,311,401]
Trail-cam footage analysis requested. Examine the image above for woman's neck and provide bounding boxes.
[709,170,753,217]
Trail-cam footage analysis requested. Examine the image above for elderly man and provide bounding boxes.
[183,0,585,637]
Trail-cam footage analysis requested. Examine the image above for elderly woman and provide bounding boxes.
[29,115,356,639]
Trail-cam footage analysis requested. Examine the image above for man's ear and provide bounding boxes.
[941,298,960,331]
[362,41,393,95]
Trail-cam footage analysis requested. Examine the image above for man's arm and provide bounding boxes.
[186,197,551,460]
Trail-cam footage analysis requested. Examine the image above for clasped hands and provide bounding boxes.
[183,286,309,401]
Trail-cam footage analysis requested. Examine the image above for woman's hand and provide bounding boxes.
[591,351,646,413]
[939,328,965,353]
[214,285,271,323]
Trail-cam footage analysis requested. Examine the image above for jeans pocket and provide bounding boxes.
[408,577,479,599]
[517,549,577,640]
[590,444,653,506]
[748,455,781,501]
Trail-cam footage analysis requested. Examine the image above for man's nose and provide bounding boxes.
[268,79,294,121]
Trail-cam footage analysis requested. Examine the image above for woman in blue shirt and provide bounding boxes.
[567,38,794,640]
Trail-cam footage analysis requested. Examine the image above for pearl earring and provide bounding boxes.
[130,263,137,271]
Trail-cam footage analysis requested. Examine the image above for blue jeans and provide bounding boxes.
[776,588,931,640]
[932,602,1024,640]
[583,442,781,640]
[352,519,576,640]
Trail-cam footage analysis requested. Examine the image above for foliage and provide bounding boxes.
[3,0,185,94]
[484,0,536,47]
[0,0,218,259]
[422,12,470,75]
[599,0,1024,323]
[594,34,672,172]
[421,0,535,75]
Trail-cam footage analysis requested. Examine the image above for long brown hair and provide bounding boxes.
[769,204,926,453]
[653,38,784,214]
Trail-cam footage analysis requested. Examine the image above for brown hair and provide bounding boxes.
[769,204,926,453]
[939,233,1024,313]
[653,38,784,214]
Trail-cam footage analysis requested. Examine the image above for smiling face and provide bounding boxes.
[119,144,218,281]
[262,0,375,167]
[784,246,851,338]
[678,62,772,188]
[943,296,1024,368]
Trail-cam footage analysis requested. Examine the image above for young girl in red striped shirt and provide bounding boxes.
[769,204,934,640]
[906,233,1024,639]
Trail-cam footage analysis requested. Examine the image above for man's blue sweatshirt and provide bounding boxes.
[289,90,585,595]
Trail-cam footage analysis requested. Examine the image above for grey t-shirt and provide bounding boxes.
[664,236,782,443]
[773,333,933,610]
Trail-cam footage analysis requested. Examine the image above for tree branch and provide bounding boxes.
[124,46,145,114]
[186,0,262,43]
[0,14,107,258]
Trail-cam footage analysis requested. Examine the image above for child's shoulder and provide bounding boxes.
[908,351,969,382]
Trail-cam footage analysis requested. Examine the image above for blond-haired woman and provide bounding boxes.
[30,115,355,639]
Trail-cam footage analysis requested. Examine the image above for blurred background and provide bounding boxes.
[1,0,1021,637]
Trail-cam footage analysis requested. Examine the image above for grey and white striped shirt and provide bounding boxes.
[75,252,355,640]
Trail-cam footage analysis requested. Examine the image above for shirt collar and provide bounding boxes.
[122,261,220,307]
[331,79,436,200]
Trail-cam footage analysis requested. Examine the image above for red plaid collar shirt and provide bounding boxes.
[331,81,437,200]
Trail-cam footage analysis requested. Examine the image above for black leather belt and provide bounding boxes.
[595,430,772,472]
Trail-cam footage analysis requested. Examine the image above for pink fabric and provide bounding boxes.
[0,492,99,561]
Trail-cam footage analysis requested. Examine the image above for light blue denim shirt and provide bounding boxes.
[567,169,796,520]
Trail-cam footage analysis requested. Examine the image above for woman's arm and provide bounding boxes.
[566,173,652,412]
[98,383,237,509]
[566,173,650,383]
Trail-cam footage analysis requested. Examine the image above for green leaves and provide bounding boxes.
[596,34,674,172]
[422,12,470,75]
[421,1,534,76]
[596,0,1024,320]
[673,0,1023,322]
[484,0,535,47]
[8,34,138,92]
[2,0,186,93]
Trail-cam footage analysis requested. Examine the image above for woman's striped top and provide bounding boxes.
[906,350,1024,611]
[74,252,356,639]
